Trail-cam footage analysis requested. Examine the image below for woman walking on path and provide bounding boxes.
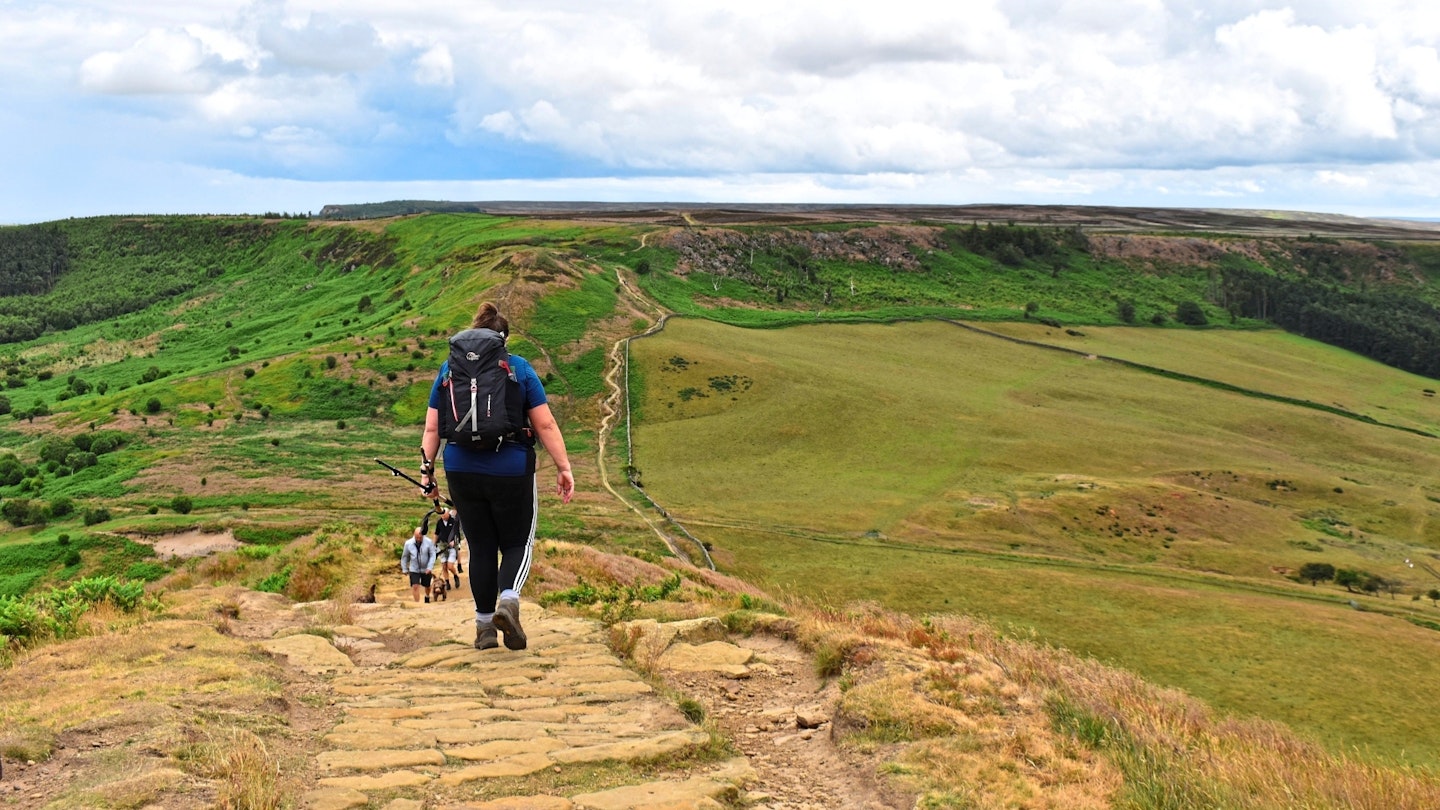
[419,302,574,651]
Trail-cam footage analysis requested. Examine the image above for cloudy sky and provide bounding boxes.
[4,0,1440,223]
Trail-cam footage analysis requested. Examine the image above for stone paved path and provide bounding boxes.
[278,590,757,810]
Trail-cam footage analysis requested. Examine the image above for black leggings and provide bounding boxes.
[445,471,537,614]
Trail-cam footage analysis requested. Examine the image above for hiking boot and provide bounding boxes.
[424,596,430,604]
[474,622,498,650]
[454,576,461,589]
[493,597,527,650]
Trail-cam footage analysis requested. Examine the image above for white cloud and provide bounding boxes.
[1317,170,1369,188]
[414,44,453,87]
[252,7,386,73]
[80,28,216,95]
[8,1,1440,221]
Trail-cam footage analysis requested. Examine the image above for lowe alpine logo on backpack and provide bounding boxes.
[438,328,534,450]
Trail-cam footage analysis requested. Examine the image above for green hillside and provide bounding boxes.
[629,318,1440,763]
[1,210,1440,772]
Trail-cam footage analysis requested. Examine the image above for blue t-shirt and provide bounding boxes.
[429,355,547,476]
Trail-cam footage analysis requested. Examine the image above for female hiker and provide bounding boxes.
[418,302,574,651]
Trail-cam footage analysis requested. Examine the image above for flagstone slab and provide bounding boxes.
[492,697,561,711]
[325,727,436,749]
[536,644,611,659]
[549,730,709,765]
[396,717,475,730]
[513,707,571,723]
[572,680,652,697]
[300,787,369,810]
[317,770,433,790]
[317,749,447,771]
[570,775,736,810]
[332,625,379,639]
[403,646,482,668]
[436,753,555,786]
[546,666,637,684]
[260,634,355,672]
[440,797,573,810]
[452,708,526,723]
[409,700,493,714]
[446,738,568,761]
[502,684,576,699]
[546,656,622,669]
[433,722,559,744]
[348,707,428,720]
[656,642,754,676]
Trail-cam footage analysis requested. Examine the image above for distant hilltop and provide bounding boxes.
[316,200,1440,240]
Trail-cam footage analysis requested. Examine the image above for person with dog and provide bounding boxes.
[435,508,462,590]
[400,526,438,603]
[418,301,574,651]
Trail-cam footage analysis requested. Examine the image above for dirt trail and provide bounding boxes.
[593,267,702,566]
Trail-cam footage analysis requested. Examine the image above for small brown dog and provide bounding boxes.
[430,577,450,602]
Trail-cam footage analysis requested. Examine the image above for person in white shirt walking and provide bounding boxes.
[400,526,438,603]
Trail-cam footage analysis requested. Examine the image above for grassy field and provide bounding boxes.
[981,321,1440,437]
[629,317,1440,764]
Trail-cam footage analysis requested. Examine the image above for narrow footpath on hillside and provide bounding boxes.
[241,572,901,810]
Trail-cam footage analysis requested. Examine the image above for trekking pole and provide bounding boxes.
[375,457,452,510]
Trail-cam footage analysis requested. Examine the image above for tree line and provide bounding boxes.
[1218,263,1440,378]
[0,224,69,296]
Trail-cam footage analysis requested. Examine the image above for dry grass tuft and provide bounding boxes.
[173,727,289,810]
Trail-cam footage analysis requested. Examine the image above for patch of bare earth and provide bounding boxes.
[131,529,242,559]
[659,633,910,810]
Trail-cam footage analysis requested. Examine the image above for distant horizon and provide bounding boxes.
[7,200,1440,230]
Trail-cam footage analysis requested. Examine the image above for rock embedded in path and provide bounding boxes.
[439,797,574,810]
[617,617,728,657]
[657,641,755,676]
[570,774,738,810]
[436,752,555,786]
[549,730,710,764]
[316,748,446,771]
[316,770,433,790]
[259,633,355,673]
[300,787,370,810]
[795,705,830,729]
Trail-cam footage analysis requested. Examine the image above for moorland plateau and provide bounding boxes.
[0,203,1439,808]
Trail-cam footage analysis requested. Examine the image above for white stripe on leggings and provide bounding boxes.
[512,476,538,593]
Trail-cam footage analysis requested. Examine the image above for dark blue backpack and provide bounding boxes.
[437,328,533,451]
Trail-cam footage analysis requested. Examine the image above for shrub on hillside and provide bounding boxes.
[82,507,110,526]
[1176,300,1209,326]
[171,495,193,515]
[2,498,46,527]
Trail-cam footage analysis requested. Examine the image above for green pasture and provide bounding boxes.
[631,319,1438,564]
[703,523,1440,765]
[981,322,1440,436]
[630,318,1440,763]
